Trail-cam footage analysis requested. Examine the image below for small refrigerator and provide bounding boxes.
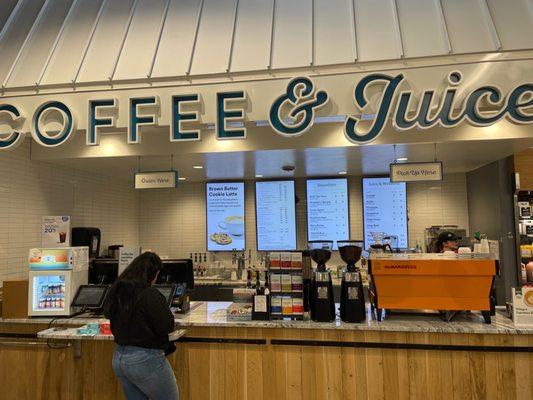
[27,247,89,317]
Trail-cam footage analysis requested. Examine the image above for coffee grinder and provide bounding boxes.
[338,240,366,323]
[309,241,335,322]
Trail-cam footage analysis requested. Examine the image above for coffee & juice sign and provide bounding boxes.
[0,71,532,150]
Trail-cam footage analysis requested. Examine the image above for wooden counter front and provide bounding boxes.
[0,322,532,400]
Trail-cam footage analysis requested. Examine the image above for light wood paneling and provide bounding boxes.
[514,149,533,190]
[0,323,532,399]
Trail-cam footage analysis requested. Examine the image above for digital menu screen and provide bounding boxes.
[306,178,349,250]
[362,177,408,250]
[206,182,245,251]
[255,181,297,251]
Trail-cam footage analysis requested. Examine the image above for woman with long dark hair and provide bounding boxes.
[104,252,179,400]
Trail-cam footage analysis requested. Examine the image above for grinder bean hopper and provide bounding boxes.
[338,240,366,323]
[308,241,335,322]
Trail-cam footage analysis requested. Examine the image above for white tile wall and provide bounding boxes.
[0,141,140,284]
[0,140,469,282]
[139,175,469,266]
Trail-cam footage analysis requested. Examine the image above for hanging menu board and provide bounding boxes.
[306,178,349,250]
[206,182,245,251]
[255,181,297,251]
[362,177,408,250]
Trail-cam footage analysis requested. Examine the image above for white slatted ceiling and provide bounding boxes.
[76,0,135,83]
[486,0,533,50]
[354,0,402,61]
[113,0,168,80]
[40,0,104,85]
[314,0,356,65]
[0,0,531,90]
[230,0,273,72]
[0,0,45,87]
[396,0,449,58]
[4,0,73,88]
[441,0,500,54]
[150,0,202,78]
[190,0,236,75]
[0,0,19,32]
[271,0,312,69]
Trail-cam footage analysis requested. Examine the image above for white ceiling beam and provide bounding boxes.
[267,0,276,69]
[311,0,315,66]
[147,0,171,79]
[226,0,239,73]
[0,0,23,44]
[350,0,358,61]
[186,0,205,77]
[436,0,453,54]
[109,0,139,81]
[37,0,79,86]
[2,0,50,88]
[391,0,405,58]
[72,0,106,84]
[479,0,502,51]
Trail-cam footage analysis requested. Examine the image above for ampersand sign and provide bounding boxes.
[269,77,329,137]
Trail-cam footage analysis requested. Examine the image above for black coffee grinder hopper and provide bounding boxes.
[338,240,366,323]
[308,241,335,322]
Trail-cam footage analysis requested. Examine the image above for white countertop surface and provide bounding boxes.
[37,327,187,341]
[2,302,531,335]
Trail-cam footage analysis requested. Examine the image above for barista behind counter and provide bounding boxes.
[435,232,460,253]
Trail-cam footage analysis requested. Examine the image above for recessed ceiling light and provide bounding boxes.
[193,165,203,169]
[178,177,187,181]
[338,171,347,175]
[255,174,263,178]
[396,157,408,162]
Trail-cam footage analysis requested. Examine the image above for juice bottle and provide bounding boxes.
[527,261,533,283]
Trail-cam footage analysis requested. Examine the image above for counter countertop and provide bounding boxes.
[2,302,531,335]
[37,327,187,341]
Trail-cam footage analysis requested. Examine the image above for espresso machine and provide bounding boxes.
[309,241,335,322]
[338,240,366,323]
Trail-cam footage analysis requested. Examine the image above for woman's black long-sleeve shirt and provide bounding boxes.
[106,287,175,350]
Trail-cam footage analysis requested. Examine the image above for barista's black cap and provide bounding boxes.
[437,231,460,243]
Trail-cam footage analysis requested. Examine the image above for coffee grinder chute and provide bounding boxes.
[308,241,335,322]
[338,240,366,323]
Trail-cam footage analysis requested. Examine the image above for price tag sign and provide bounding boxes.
[119,247,140,275]
[42,216,71,248]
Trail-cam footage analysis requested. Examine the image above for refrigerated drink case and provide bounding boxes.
[27,247,89,316]
[28,270,88,316]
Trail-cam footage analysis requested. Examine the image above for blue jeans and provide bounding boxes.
[112,345,179,400]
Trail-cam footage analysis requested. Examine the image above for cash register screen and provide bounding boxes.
[71,285,110,309]
[153,284,176,307]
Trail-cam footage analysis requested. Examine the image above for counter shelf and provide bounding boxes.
[37,327,187,342]
[268,264,304,320]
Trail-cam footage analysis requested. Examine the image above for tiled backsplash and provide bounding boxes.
[0,142,469,283]
[0,141,140,284]
[139,175,469,266]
